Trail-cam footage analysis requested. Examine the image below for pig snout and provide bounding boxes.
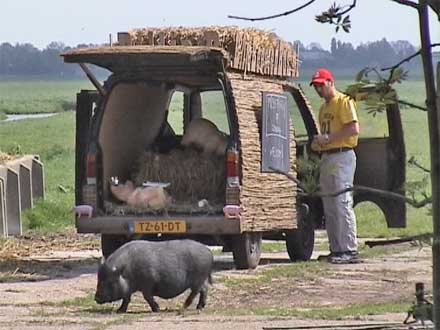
[95,265,129,306]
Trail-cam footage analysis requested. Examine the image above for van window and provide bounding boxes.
[200,91,230,135]
[168,91,184,135]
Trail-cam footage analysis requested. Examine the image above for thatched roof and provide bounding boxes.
[63,26,299,78]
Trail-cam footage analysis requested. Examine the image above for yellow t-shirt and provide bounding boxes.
[319,92,359,150]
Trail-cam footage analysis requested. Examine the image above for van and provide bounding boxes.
[63,27,406,269]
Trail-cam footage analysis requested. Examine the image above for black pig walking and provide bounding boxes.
[95,239,213,313]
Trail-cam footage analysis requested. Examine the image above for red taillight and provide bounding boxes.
[226,147,239,186]
[86,153,97,184]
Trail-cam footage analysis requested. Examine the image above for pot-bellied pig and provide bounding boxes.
[181,118,228,156]
[110,179,172,211]
[94,239,213,313]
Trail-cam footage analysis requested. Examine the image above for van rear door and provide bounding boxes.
[75,90,100,205]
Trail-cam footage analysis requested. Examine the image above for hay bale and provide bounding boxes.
[132,148,226,204]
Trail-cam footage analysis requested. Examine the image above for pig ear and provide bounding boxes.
[110,264,125,275]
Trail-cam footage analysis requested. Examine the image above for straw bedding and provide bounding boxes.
[132,148,226,205]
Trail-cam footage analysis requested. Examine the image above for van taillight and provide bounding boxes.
[86,153,97,184]
[226,147,239,186]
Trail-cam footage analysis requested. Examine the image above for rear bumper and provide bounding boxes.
[76,215,241,235]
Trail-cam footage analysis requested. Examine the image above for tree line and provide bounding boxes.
[297,37,429,78]
[0,38,434,78]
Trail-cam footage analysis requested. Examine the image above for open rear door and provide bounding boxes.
[287,84,406,229]
[75,90,100,205]
[355,103,406,228]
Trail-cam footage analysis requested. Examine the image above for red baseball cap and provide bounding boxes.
[310,68,334,86]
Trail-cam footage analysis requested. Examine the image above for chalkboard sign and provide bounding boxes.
[261,92,290,173]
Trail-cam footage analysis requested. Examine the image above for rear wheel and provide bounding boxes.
[101,234,128,258]
[286,204,315,261]
[231,232,262,269]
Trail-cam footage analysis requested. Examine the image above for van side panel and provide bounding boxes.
[226,72,297,232]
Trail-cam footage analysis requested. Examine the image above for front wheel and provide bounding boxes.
[231,232,262,269]
[285,213,315,262]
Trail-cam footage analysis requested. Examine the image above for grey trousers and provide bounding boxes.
[319,149,358,253]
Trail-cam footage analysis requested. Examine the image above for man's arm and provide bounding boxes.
[314,121,359,146]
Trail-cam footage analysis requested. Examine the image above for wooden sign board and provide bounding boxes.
[261,92,290,173]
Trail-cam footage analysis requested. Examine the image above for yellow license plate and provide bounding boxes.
[134,221,187,233]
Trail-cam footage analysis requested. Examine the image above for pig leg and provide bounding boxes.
[116,295,131,313]
[196,285,208,310]
[141,291,160,312]
[183,289,199,309]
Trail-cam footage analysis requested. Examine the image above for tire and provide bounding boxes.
[101,234,128,258]
[231,232,262,269]
[286,211,315,262]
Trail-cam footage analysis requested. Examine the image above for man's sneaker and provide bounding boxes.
[329,251,362,264]
[317,252,340,262]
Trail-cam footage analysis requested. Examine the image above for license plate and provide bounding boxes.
[134,221,187,233]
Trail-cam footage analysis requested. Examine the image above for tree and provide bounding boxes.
[330,37,337,54]
[229,0,440,327]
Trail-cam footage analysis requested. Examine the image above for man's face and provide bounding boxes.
[313,81,332,99]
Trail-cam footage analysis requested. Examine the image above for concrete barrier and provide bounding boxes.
[0,155,44,237]
[0,179,6,236]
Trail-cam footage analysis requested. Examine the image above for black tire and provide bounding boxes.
[231,232,262,269]
[286,212,315,262]
[101,234,128,258]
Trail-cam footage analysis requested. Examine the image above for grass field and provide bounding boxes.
[0,80,93,115]
[0,77,433,238]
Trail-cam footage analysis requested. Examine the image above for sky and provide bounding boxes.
[1,0,439,50]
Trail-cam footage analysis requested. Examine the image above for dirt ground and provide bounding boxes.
[0,230,433,330]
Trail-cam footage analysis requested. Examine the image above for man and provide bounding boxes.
[310,68,361,264]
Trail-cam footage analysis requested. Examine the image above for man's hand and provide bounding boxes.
[313,134,330,146]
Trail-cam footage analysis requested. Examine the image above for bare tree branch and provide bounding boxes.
[382,44,440,72]
[228,0,316,21]
[409,156,431,173]
[365,233,432,248]
[271,167,432,208]
[381,43,440,88]
[308,185,432,208]
[269,167,309,192]
[338,0,357,15]
[389,0,419,9]
[397,99,428,111]
[228,0,421,22]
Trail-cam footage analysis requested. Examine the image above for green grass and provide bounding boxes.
[0,111,76,232]
[0,80,93,114]
[0,77,433,236]
[54,289,411,321]
[236,301,411,319]
[260,242,286,253]
[221,262,328,287]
